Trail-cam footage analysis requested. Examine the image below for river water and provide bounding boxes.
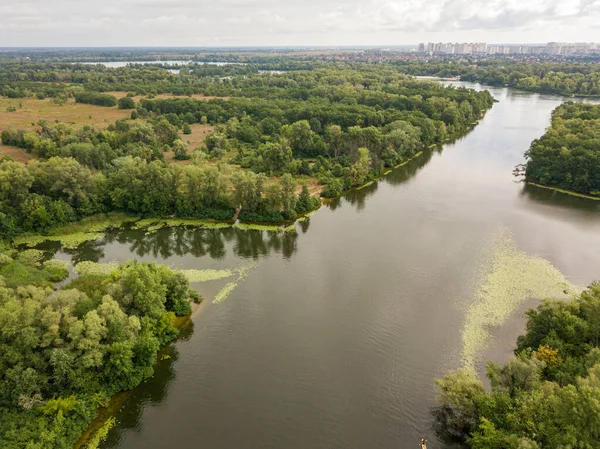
[62,83,600,448]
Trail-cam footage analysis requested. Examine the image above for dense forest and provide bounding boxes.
[524,102,600,197]
[393,60,600,96]
[434,282,600,448]
[0,252,198,448]
[0,64,494,237]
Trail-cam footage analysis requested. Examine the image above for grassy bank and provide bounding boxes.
[527,181,600,201]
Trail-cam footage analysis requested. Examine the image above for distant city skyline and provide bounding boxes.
[1,0,599,47]
[418,41,600,56]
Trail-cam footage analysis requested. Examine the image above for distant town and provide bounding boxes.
[418,42,600,56]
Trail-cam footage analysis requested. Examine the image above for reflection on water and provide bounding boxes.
[85,83,600,449]
[520,183,600,214]
[61,226,300,264]
[101,324,194,447]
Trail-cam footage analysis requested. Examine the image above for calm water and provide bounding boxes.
[61,84,600,448]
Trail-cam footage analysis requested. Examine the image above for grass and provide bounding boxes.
[528,182,600,201]
[0,261,54,288]
[0,97,132,133]
[0,144,35,163]
[73,261,119,277]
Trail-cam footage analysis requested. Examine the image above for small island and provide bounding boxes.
[524,102,600,199]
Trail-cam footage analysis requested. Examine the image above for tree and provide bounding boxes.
[280,173,297,213]
[348,147,372,186]
[182,123,192,135]
[118,96,136,110]
[284,120,314,156]
[434,369,486,438]
[172,140,190,160]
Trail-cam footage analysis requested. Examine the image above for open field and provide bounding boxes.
[0,97,132,132]
[0,144,34,162]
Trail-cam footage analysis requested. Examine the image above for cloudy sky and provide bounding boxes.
[1,0,599,47]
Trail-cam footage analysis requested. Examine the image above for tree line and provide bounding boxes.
[525,102,600,196]
[0,64,494,236]
[0,256,198,448]
[435,282,600,447]
[392,60,600,96]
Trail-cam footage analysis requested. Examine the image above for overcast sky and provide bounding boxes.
[1,0,599,47]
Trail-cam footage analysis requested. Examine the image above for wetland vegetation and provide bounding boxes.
[2,50,600,449]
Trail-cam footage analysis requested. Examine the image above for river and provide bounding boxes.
[59,83,600,448]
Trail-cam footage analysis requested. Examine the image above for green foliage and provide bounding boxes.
[75,92,118,107]
[435,282,600,447]
[0,62,495,236]
[525,103,600,196]
[394,59,600,96]
[117,96,135,109]
[172,139,190,160]
[0,260,194,448]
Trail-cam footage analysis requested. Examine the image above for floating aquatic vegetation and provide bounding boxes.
[12,232,104,249]
[212,262,258,304]
[132,218,162,230]
[179,268,234,282]
[85,416,117,449]
[162,218,232,229]
[43,259,70,270]
[17,249,45,266]
[74,261,119,277]
[234,223,280,231]
[133,218,233,233]
[48,213,138,234]
[213,282,238,304]
[461,227,579,370]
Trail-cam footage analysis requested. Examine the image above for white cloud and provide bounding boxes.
[0,0,598,46]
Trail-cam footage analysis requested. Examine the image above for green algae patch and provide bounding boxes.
[355,181,375,190]
[12,232,105,249]
[133,218,233,233]
[43,259,70,270]
[17,249,45,266]
[179,268,234,283]
[234,222,281,232]
[528,182,600,201]
[461,227,579,370]
[49,213,139,234]
[9,213,137,249]
[74,261,119,277]
[213,282,238,304]
[83,416,117,449]
[212,262,258,304]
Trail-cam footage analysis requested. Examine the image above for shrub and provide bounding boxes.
[118,96,136,109]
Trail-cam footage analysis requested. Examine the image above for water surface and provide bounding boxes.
[61,84,600,448]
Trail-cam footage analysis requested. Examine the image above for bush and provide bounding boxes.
[182,123,192,135]
[75,93,117,107]
[118,96,136,110]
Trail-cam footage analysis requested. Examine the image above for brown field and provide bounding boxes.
[178,123,215,148]
[0,97,132,133]
[0,92,229,135]
[0,144,34,163]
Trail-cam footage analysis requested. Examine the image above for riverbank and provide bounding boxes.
[527,182,600,201]
[73,315,194,449]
